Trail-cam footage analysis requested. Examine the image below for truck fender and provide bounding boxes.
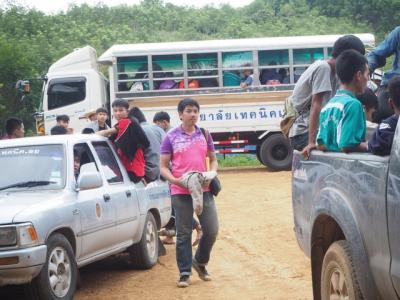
[257,129,280,140]
[309,187,381,299]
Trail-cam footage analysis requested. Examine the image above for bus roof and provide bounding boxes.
[98,33,375,64]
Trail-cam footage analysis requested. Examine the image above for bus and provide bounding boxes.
[31,33,375,170]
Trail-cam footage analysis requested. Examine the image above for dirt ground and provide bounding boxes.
[0,169,312,300]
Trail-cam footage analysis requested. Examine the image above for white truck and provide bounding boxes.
[28,34,375,170]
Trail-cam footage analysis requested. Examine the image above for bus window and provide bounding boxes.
[47,77,86,110]
[292,48,324,80]
[188,53,218,88]
[293,48,324,65]
[328,47,333,58]
[258,50,289,85]
[222,51,253,87]
[117,56,148,92]
[152,54,183,90]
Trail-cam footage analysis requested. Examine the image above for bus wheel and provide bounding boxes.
[259,134,292,171]
[256,145,262,163]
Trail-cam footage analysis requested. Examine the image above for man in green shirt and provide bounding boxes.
[317,49,370,153]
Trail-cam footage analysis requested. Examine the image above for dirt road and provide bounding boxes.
[1,169,312,299]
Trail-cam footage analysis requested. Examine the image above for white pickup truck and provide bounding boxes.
[0,134,171,300]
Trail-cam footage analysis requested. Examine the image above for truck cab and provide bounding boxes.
[38,46,109,135]
[292,119,400,299]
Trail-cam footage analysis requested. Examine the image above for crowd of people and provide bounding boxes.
[2,26,400,289]
[287,26,400,158]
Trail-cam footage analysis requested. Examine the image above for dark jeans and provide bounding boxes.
[289,132,308,151]
[165,208,200,231]
[172,192,219,276]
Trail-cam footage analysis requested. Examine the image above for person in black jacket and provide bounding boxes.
[368,76,400,156]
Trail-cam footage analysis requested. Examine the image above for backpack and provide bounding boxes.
[280,95,298,138]
[199,128,221,197]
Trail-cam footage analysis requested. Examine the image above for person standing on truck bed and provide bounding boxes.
[128,107,162,183]
[97,99,149,183]
[368,26,400,123]
[368,76,400,156]
[288,35,366,158]
[316,50,370,153]
[84,107,110,132]
[56,114,74,134]
[160,98,219,288]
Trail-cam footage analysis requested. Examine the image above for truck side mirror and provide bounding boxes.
[16,80,30,94]
[76,162,103,191]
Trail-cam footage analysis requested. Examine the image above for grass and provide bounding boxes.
[217,154,262,168]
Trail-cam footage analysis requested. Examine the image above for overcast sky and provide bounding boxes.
[4,0,254,14]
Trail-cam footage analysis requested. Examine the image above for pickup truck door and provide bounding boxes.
[74,143,118,259]
[92,141,140,245]
[387,134,400,295]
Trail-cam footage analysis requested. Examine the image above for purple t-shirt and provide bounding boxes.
[160,126,215,195]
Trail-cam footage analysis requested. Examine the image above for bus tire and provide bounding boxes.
[259,134,292,171]
[256,145,262,163]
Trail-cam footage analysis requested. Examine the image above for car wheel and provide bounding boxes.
[27,233,77,300]
[259,134,292,171]
[321,240,363,300]
[129,212,158,269]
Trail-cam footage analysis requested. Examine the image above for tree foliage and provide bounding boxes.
[0,0,392,134]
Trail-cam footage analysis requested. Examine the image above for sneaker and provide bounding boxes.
[192,260,212,281]
[176,275,190,288]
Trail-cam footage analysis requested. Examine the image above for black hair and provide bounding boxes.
[128,107,147,123]
[388,76,400,109]
[82,128,95,134]
[56,114,70,123]
[153,111,170,123]
[96,107,108,114]
[73,149,80,159]
[357,88,378,110]
[5,117,23,135]
[332,35,366,58]
[111,98,129,109]
[50,125,68,135]
[178,98,200,113]
[336,49,368,84]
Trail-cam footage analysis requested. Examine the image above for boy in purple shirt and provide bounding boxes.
[160,98,219,288]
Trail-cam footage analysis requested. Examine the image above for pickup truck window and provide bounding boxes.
[73,143,98,179]
[92,142,123,184]
[0,145,65,191]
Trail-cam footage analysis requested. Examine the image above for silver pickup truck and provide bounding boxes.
[292,139,400,300]
[0,134,171,300]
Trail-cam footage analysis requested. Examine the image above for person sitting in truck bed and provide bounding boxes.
[317,49,369,153]
[357,87,379,140]
[97,99,150,183]
[368,76,400,156]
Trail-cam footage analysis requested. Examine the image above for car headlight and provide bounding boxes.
[17,224,39,247]
[0,226,17,247]
[0,223,39,248]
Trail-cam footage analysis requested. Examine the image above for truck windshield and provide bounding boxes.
[0,145,65,191]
